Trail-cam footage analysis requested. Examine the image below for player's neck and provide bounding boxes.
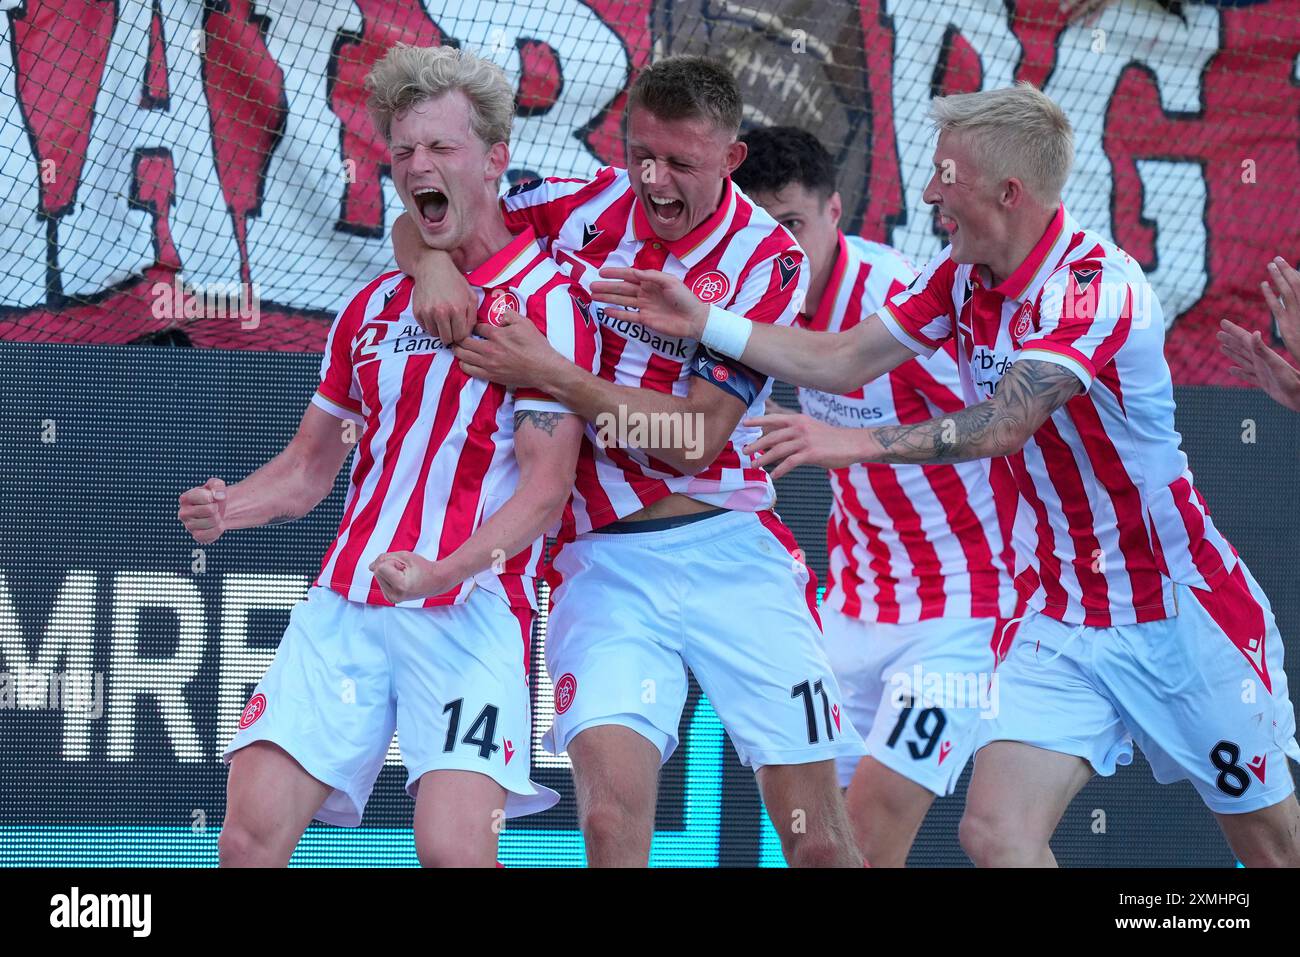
[803,247,837,318]
[984,205,1057,288]
[449,213,517,275]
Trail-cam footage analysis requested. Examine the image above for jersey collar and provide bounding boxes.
[463,225,540,289]
[986,203,1071,304]
[631,177,736,265]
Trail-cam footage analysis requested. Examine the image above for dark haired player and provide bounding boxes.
[733,126,1017,866]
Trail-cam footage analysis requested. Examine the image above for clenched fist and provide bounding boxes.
[178,477,228,544]
[369,550,448,604]
[411,263,478,345]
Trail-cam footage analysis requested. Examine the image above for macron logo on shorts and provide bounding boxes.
[1248,754,1267,784]
[555,673,577,714]
[239,693,266,729]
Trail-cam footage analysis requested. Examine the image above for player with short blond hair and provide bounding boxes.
[182,45,597,867]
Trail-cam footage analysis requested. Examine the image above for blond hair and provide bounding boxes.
[929,83,1074,202]
[365,44,515,146]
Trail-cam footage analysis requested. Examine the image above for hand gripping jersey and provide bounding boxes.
[501,167,808,538]
[878,205,1241,628]
[798,233,1017,625]
[312,226,600,611]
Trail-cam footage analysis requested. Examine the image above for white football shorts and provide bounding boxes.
[541,509,866,770]
[977,560,1299,814]
[223,585,558,825]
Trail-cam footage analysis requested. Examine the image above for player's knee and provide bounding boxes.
[415,829,492,868]
[579,795,647,849]
[786,830,857,868]
[218,819,285,868]
[959,808,1031,867]
[1232,822,1300,868]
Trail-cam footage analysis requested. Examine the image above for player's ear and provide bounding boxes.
[486,141,510,182]
[1001,177,1025,210]
[827,190,843,227]
[723,138,747,178]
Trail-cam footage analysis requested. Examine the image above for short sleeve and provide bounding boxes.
[1019,260,1134,392]
[513,282,602,415]
[311,283,374,425]
[724,243,809,330]
[501,167,619,246]
[876,251,959,358]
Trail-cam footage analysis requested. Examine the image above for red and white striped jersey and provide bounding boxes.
[879,204,1239,626]
[798,234,1017,624]
[311,226,600,611]
[502,167,807,536]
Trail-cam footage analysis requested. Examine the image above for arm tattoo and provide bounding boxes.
[872,359,1082,465]
[514,409,564,437]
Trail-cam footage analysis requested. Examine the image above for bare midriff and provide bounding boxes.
[620,492,721,523]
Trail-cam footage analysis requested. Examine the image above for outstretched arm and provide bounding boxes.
[590,267,917,393]
[1218,318,1300,413]
[177,403,356,543]
[1261,256,1300,359]
[739,312,918,394]
[745,358,1082,478]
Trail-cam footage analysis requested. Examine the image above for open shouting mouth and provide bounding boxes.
[413,185,449,228]
[647,192,685,226]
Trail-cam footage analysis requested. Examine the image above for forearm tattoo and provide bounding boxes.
[872,359,1082,464]
[514,409,564,437]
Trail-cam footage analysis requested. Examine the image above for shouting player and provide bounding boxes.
[394,56,864,867]
[178,45,597,867]
[731,126,1018,866]
[609,84,1300,866]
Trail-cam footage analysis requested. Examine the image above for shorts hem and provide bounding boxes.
[742,739,867,772]
[403,760,560,819]
[862,745,967,798]
[544,713,677,765]
[976,736,1132,778]
[223,732,367,828]
[1198,781,1298,816]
